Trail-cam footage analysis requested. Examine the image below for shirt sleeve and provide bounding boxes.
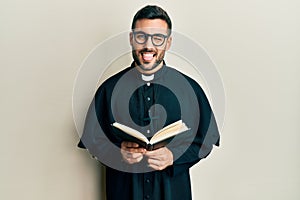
[166,77,220,177]
[77,84,126,168]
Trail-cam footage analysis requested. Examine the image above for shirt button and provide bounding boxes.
[147,130,150,134]
[147,82,151,86]
[145,195,150,199]
[147,97,151,101]
[145,178,150,183]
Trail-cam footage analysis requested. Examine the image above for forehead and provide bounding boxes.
[134,19,169,34]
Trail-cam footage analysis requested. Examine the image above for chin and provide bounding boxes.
[141,62,158,69]
[142,63,154,69]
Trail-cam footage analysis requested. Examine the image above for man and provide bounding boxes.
[78,5,220,200]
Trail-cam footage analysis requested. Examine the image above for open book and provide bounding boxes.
[112,120,190,151]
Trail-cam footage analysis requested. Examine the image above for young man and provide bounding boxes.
[79,5,220,200]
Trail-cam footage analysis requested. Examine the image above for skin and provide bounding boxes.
[120,19,174,170]
[130,19,172,75]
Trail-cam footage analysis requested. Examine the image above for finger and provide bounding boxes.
[121,141,138,148]
[148,164,164,171]
[121,142,146,153]
[147,157,167,167]
[147,158,159,165]
[147,160,166,171]
[120,148,128,158]
[127,155,143,164]
[125,141,140,148]
[144,147,166,157]
[123,153,144,164]
[147,152,173,167]
[121,148,143,159]
[127,147,146,153]
[129,152,144,159]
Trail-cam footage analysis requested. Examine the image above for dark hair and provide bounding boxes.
[131,5,172,33]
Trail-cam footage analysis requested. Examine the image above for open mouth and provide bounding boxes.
[141,52,156,62]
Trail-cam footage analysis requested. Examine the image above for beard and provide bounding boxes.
[132,48,165,72]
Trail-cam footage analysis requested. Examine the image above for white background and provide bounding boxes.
[1,0,299,199]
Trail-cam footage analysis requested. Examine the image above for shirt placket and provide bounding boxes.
[143,173,153,200]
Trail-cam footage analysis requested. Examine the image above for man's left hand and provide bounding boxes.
[144,147,173,170]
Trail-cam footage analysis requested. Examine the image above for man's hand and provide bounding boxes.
[144,147,173,170]
[121,141,146,164]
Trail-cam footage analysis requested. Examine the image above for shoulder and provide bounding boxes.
[165,65,207,96]
[164,66,213,112]
[95,66,132,96]
[102,66,133,88]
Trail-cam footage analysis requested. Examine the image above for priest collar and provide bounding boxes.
[141,74,154,81]
[131,61,167,82]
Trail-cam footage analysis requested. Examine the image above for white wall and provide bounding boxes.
[1,0,299,199]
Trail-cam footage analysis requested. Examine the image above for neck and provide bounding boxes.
[135,61,164,75]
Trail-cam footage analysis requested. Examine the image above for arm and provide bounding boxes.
[78,85,148,171]
[167,77,220,176]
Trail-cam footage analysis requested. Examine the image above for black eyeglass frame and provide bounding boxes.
[132,31,169,47]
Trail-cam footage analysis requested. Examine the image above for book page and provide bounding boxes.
[149,120,189,144]
[112,122,149,143]
[155,120,183,135]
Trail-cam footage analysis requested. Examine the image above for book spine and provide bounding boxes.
[146,144,154,151]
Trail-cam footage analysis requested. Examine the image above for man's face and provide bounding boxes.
[130,19,172,74]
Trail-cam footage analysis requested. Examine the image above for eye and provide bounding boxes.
[152,34,164,44]
[135,33,146,41]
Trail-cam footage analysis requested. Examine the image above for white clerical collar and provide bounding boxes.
[141,74,154,81]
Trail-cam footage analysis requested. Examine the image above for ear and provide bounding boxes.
[129,32,133,46]
[165,36,172,51]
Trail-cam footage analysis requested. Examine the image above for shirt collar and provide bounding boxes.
[131,61,167,82]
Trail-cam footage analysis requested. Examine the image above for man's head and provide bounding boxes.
[131,5,172,32]
[130,5,172,75]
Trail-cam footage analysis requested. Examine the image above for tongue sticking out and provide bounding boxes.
[142,53,154,62]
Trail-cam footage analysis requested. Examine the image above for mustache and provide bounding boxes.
[139,48,157,54]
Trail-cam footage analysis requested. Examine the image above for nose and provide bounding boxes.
[144,35,154,48]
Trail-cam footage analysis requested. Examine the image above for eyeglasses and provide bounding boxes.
[133,31,169,47]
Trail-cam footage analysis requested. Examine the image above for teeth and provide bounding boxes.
[142,53,154,61]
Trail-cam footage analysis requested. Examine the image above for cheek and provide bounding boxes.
[131,43,144,51]
[157,50,165,59]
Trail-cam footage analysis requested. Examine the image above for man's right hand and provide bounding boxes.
[121,141,146,164]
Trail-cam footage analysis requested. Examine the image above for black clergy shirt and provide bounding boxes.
[78,62,220,200]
